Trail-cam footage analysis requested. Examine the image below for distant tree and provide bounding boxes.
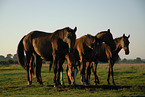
[116,56,121,63]
[0,60,9,65]
[6,54,12,59]
[0,55,5,60]
[7,59,14,64]
[134,57,142,63]
[13,54,17,60]
[121,58,127,62]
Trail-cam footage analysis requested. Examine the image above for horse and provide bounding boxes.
[90,34,130,85]
[79,29,116,85]
[71,34,101,85]
[17,27,77,87]
[84,29,116,85]
[96,29,116,51]
[63,29,116,85]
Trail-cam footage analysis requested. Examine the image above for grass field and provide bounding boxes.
[0,63,145,96]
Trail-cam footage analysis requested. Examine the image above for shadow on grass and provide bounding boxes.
[46,84,145,90]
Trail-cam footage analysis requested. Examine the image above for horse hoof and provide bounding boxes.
[97,81,100,84]
[28,81,32,85]
[113,83,116,86]
[54,84,58,87]
[61,81,65,86]
[81,82,85,85]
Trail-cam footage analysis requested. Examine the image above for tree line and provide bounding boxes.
[0,54,144,65]
[0,54,18,65]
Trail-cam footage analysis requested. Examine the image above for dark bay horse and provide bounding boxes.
[83,29,116,85]
[96,29,116,51]
[90,34,130,85]
[72,34,101,85]
[17,27,77,87]
[65,29,116,85]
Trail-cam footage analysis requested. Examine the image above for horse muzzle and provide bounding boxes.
[125,50,129,55]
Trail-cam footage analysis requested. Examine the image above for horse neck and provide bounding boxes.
[114,38,122,54]
[52,30,64,40]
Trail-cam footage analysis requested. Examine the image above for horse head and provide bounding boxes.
[62,27,77,53]
[96,29,116,51]
[121,34,130,55]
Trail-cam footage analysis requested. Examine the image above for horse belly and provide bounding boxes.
[32,39,53,61]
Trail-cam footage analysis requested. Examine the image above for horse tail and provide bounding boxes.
[17,35,26,70]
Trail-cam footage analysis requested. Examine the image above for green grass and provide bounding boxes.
[0,63,145,96]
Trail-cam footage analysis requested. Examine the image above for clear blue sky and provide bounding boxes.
[0,0,145,59]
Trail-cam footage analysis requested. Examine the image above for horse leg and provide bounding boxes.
[111,61,115,85]
[53,54,59,87]
[29,55,34,85]
[92,62,100,85]
[65,53,75,85]
[74,63,78,85]
[59,57,65,85]
[30,55,36,77]
[34,54,43,85]
[80,58,86,85]
[49,61,53,72]
[86,62,91,85]
[56,60,61,86]
[26,52,32,85]
[66,65,71,85]
[107,59,115,85]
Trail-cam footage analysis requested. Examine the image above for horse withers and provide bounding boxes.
[17,27,77,87]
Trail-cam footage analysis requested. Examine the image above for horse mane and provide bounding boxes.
[114,36,122,42]
[50,27,70,40]
[96,30,108,36]
[85,34,94,38]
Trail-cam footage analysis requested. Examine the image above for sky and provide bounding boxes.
[0,0,145,59]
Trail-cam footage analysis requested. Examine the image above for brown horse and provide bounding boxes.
[71,34,101,85]
[81,29,116,85]
[65,29,116,85]
[90,34,130,85]
[17,27,77,87]
[96,29,116,51]
[85,29,116,85]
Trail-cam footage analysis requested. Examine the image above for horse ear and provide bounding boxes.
[128,34,130,38]
[108,29,110,32]
[74,27,77,33]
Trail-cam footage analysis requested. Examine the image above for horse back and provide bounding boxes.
[74,35,97,62]
[23,31,53,61]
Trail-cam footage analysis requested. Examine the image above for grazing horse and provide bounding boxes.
[17,27,77,87]
[90,34,130,85]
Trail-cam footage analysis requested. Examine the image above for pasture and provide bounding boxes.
[0,63,145,96]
